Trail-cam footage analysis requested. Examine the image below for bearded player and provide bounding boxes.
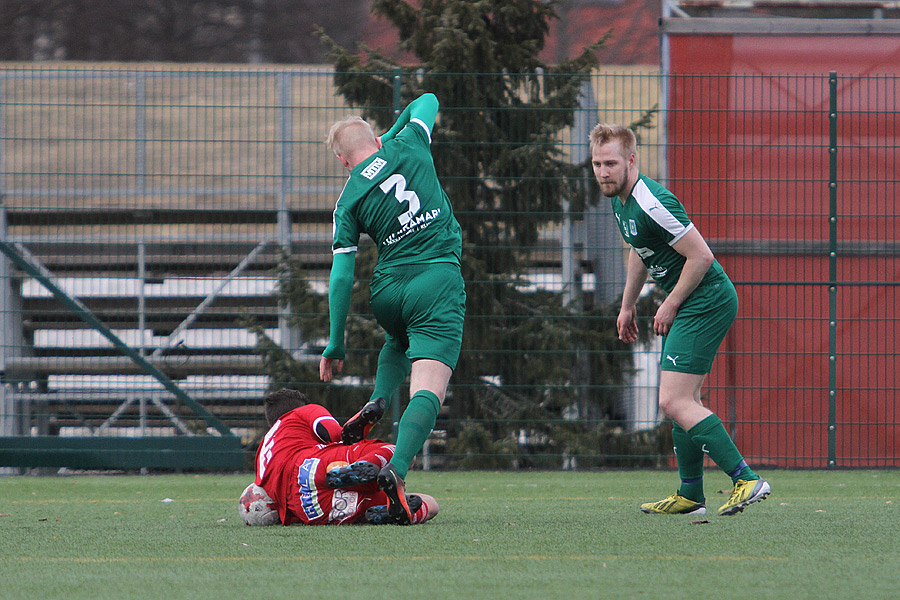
[240,388,438,526]
[590,123,770,517]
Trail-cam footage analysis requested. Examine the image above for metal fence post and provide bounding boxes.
[828,71,838,468]
[0,76,14,444]
[278,72,300,354]
[135,73,147,195]
[391,68,402,444]
[0,202,12,439]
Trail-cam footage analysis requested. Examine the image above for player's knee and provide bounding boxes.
[657,391,692,419]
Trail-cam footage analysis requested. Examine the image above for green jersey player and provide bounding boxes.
[590,123,770,517]
[320,93,465,524]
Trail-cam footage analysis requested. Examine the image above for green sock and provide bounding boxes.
[687,414,759,484]
[371,342,411,413]
[389,390,440,480]
[673,423,705,502]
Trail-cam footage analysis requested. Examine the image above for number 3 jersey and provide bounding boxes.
[331,117,462,269]
[254,404,394,525]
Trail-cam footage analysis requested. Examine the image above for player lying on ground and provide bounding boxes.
[238,388,438,526]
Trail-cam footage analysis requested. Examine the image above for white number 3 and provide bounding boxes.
[380,174,421,226]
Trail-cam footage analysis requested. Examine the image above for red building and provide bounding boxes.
[663,1,900,466]
[360,0,662,66]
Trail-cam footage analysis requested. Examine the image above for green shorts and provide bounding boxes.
[370,261,466,370]
[659,276,738,374]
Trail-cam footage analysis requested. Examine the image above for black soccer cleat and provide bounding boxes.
[365,494,423,525]
[341,397,386,445]
[376,463,413,525]
[324,460,379,488]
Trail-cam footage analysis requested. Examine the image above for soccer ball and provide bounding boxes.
[238,483,280,526]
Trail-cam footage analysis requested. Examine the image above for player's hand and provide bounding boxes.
[653,299,678,336]
[319,356,343,382]
[616,307,638,343]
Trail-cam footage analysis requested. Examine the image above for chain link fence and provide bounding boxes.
[0,64,896,470]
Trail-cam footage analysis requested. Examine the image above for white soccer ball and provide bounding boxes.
[238,483,280,526]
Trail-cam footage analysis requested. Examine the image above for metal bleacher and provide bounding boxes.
[0,203,333,458]
[0,66,355,465]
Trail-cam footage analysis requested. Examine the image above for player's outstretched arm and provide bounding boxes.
[381,93,439,142]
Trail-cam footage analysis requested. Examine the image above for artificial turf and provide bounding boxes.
[2,469,898,599]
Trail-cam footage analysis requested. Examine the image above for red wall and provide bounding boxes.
[666,35,899,466]
[669,35,900,76]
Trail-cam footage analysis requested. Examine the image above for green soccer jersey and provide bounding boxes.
[331,118,462,269]
[611,174,725,294]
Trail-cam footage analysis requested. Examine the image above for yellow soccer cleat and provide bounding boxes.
[718,478,771,516]
[640,493,707,515]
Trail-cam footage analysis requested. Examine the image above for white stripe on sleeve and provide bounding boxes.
[632,179,693,245]
[410,117,432,143]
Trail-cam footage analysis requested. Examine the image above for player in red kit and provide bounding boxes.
[241,388,438,526]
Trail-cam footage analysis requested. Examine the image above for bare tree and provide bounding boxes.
[0,0,369,63]
[0,0,60,60]
[254,0,369,64]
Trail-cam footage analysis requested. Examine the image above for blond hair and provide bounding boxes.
[589,123,637,158]
[325,116,377,158]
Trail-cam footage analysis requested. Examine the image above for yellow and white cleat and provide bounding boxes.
[640,493,707,515]
[718,478,771,516]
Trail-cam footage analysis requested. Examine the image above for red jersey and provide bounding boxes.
[254,404,394,525]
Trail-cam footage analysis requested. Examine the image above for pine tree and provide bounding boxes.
[251,0,663,467]
[322,0,607,271]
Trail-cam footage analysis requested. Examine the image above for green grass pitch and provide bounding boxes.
[2,469,898,599]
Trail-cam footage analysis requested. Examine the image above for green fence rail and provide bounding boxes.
[0,65,896,470]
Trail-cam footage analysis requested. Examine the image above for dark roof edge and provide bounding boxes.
[661,17,900,34]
